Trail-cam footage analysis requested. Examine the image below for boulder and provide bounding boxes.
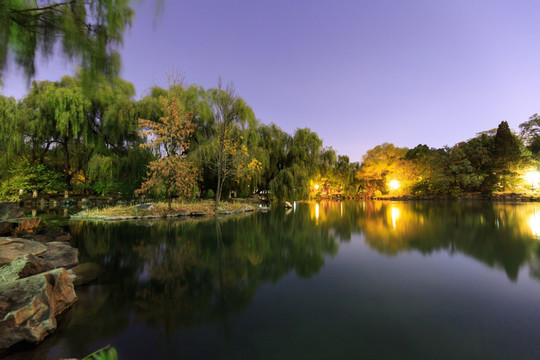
[0,203,25,222]
[0,217,42,237]
[0,255,53,283]
[0,268,77,350]
[0,238,47,267]
[25,232,70,244]
[167,209,191,217]
[54,234,72,242]
[38,242,79,269]
[24,234,56,244]
[0,222,11,236]
[14,217,41,234]
[134,203,154,211]
[190,211,206,217]
[71,262,102,286]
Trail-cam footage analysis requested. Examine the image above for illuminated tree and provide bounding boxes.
[355,143,408,196]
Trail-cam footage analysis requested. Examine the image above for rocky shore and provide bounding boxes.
[0,203,97,354]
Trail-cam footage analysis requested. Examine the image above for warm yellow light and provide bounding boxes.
[529,212,540,239]
[314,184,319,190]
[389,179,400,191]
[524,170,540,189]
[391,205,400,229]
[315,203,320,223]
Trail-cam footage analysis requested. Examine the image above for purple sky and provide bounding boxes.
[3,0,540,162]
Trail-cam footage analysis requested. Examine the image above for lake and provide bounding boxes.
[12,201,540,359]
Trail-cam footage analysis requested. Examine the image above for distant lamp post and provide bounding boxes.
[524,170,540,191]
[388,179,400,191]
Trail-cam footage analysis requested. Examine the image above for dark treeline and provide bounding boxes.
[0,74,358,201]
[2,73,540,201]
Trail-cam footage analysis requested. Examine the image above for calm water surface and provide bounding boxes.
[14,201,540,359]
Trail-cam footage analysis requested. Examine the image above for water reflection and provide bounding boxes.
[529,211,540,239]
[64,209,340,352]
[29,201,540,359]
[314,201,540,281]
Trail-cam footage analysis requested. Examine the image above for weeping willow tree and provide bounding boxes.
[266,128,324,201]
[0,0,135,85]
[0,73,150,196]
[0,95,23,178]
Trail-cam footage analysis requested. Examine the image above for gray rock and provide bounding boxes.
[38,242,79,269]
[0,255,53,283]
[190,211,206,217]
[167,209,191,217]
[0,268,77,350]
[134,203,154,211]
[0,203,25,222]
[0,238,47,267]
[71,262,102,286]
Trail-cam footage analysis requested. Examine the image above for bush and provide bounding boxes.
[0,158,64,198]
[206,189,215,199]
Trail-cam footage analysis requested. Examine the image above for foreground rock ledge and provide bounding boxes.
[0,268,77,350]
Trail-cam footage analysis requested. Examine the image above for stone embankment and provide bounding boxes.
[0,202,95,353]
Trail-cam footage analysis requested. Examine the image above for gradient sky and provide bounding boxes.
[3,0,540,162]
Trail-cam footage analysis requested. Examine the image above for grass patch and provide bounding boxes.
[77,199,256,217]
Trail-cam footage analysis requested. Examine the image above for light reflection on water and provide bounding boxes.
[529,211,540,239]
[15,200,540,360]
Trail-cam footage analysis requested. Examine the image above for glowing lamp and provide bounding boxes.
[524,170,540,189]
[314,184,319,190]
[388,179,400,191]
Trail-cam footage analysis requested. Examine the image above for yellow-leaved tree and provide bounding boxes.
[136,86,199,210]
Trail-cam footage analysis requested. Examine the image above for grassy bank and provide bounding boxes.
[74,199,259,218]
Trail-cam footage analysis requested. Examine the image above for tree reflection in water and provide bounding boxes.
[57,201,540,357]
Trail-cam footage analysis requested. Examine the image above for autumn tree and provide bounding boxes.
[136,87,199,210]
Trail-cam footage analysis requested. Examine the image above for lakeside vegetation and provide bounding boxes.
[1,2,539,203]
[1,72,540,202]
[0,73,359,203]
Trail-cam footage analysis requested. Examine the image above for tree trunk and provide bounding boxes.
[62,138,72,190]
[215,173,222,208]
